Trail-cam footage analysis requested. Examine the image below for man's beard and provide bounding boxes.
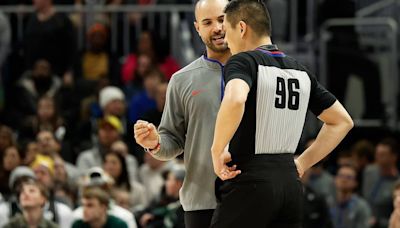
[204,34,228,53]
[206,42,228,53]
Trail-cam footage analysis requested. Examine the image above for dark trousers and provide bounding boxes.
[184,209,214,228]
[211,154,303,228]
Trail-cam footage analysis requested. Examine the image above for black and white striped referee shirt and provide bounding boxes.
[225,44,336,162]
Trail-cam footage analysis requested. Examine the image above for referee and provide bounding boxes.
[210,0,354,227]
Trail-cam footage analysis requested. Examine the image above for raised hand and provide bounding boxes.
[134,120,159,149]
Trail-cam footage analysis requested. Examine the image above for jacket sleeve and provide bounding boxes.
[152,75,186,161]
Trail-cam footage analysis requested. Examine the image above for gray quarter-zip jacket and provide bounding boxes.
[153,55,224,211]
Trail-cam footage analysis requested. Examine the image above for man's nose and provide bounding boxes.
[214,22,223,33]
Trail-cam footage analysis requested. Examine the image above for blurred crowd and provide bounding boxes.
[0,0,399,227]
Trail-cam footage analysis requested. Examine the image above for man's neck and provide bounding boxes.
[90,214,108,228]
[23,207,43,227]
[37,6,55,21]
[337,190,353,204]
[206,50,231,65]
[245,36,273,52]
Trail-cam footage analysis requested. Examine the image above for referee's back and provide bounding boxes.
[224,44,336,165]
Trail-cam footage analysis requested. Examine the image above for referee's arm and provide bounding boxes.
[296,100,353,176]
[211,79,249,180]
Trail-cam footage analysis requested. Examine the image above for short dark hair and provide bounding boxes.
[17,178,49,200]
[378,138,399,154]
[82,187,110,207]
[350,139,375,163]
[337,164,358,180]
[143,68,166,83]
[224,0,271,37]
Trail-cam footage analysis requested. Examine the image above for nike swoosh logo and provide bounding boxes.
[192,89,205,96]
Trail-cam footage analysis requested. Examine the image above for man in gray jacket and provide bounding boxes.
[134,0,230,227]
[328,165,371,228]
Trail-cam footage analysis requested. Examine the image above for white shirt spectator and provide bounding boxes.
[0,200,74,228]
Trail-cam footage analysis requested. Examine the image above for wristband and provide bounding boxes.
[144,134,161,154]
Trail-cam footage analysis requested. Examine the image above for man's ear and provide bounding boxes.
[194,21,200,34]
[239,21,246,38]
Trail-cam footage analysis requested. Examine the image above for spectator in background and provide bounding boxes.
[16,59,62,119]
[72,187,128,228]
[78,23,111,81]
[336,150,356,167]
[77,86,128,150]
[79,79,109,122]
[301,166,333,228]
[24,0,76,85]
[121,31,179,85]
[77,115,121,173]
[328,165,371,228]
[20,96,66,142]
[140,82,168,127]
[3,178,58,228]
[53,180,77,211]
[139,152,175,204]
[307,162,336,200]
[75,22,119,89]
[0,125,15,156]
[103,151,147,210]
[138,165,185,228]
[53,153,78,186]
[304,139,336,200]
[128,68,165,123]
[99,86,127,133]
[389,181,400,228]
[74,80,109,152]
[36,130,78,179]
[350,139,375,184]
[0,166,38,227]
[111,188,133,211]
[36,130,62,158]
[30,154,74,227]
[31,154,55,191]
[363,138,400,228]
[0,145,23,199]
[73,167,137,228]
[22,141,40,166]
[0,166,72,228]
[123,54,153,98]
[111,140,139,181]
[351,139,375,168]
[3,146,22,172]
[77,116,139,175]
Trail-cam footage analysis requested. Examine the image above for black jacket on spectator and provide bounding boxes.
[24,13,76,76]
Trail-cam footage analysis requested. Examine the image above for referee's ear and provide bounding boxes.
[239,21,247,38]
